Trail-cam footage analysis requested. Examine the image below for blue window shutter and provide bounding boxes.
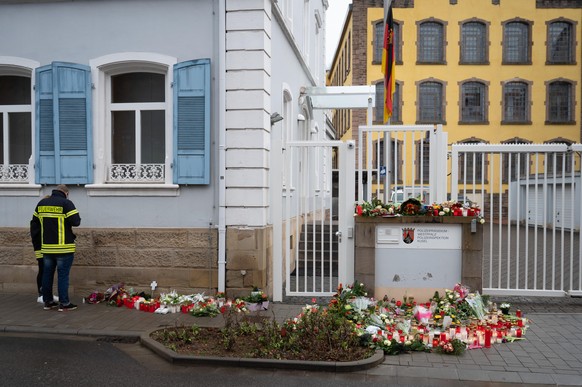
[173,59,210,184]
[54,62,92,184]
[34,62,92,184]
[35,65,56,184]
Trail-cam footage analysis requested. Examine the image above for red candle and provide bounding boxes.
[432,337,439,347]
[516,309,522,318]
[517,318,524,327]
[440,332,447,342]
[400,336,405,343]
[516,328,522,338]
[485,328,492,348]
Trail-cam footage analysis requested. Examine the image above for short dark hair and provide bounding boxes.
[56,184,69,195]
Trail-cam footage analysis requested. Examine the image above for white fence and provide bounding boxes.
[357,124,448,205]
[451,143,581,296]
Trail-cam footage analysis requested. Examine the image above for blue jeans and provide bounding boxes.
[42,253,74,305]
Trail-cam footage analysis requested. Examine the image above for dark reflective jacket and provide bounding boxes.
[31,190,81,254]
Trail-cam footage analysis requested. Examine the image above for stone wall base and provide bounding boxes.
[0,226,274,298]
[225,225,272,299]
[0,227,219,296]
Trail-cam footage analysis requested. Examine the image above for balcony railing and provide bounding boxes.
[108,164,165,183]
[0,164,29,183]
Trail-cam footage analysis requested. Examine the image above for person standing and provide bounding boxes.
[30,185,81,311]
[31,195,57,304]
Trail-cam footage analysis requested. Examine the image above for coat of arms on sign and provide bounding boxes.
[402,227,415,244]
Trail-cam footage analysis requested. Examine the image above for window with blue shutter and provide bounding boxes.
[173,59,210,185]
[35,62,92,184]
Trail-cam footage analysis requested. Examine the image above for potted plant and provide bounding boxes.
[243,287,269,311]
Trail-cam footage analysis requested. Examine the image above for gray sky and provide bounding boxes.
[326,0,352,68]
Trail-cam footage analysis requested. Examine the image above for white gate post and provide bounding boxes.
[339,141,356,286]
[433,125,447,203]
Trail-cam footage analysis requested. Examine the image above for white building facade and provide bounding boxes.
[0,0,330,298]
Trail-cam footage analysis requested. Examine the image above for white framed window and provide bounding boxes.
[108,71,167,183]
[91,54,174,189]
[88,53,211,196]
[0,57,41,194]
[0,74,31,183]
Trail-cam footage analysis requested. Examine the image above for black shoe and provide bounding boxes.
[43,301,58,310]
[58,303,77,312]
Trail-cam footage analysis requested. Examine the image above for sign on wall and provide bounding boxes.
[376,223,462,249]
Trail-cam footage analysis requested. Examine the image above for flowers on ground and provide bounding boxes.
[92,281,526,358]
[355,197,484,223]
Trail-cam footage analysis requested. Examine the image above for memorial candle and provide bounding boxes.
[485,328,492,348]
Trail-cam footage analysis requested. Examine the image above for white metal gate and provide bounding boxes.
[282,140,355,297]
[357,124,448,204]
[451,143,582,296]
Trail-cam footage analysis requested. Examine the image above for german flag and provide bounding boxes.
[381,1,395,123]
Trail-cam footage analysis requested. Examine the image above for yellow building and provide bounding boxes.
[328,0,581,160]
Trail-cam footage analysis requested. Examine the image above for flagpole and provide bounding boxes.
[383,0,393,203]
[383,0,393,125]
[384,0,392,23]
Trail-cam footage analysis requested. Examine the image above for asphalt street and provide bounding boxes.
[0,333,562,387]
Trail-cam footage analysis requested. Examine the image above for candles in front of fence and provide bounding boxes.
[485,328,492,348]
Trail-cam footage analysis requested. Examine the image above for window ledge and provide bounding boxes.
[544,120,576,125]
[501,120,532,125]
[458,121,489,125]
[86,183,180,197]
[0,184,42,197]
[545,61,576,66]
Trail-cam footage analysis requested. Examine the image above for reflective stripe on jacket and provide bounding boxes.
[31,190,81,254]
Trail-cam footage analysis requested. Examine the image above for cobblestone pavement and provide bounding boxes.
[0,292,581,386]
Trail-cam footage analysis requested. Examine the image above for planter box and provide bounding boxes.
[246,301,269,312]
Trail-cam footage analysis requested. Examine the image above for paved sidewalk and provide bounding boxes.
[0,292,581,386]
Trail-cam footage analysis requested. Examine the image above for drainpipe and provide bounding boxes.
[217,0,227,293]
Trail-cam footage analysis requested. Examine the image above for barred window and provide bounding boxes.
[461,21,487,63]
[373,21,383,63]
[418,81,443,123]
[502,140,530,183]
[374,81,401,123]
[460,81,487,123]
[375,82,384,123]
[394,21,402,63]
[503,81,529,123]
[548,21,574,64]
[375,20,402,64]
[418,21,445,63]
[503,21,530,64]
[547,81,573,123]
[416,136,430,184]
[458,140,485,184]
